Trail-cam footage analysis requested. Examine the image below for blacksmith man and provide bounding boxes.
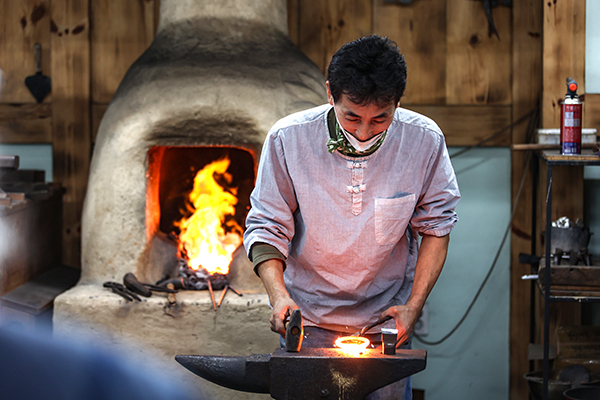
[243,35,460,399]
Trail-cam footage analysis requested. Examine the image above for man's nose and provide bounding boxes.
[354,124,373,141]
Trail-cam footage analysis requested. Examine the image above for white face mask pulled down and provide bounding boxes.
[334,109,385,153]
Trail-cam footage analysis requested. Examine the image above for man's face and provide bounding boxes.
[327,82,398,142]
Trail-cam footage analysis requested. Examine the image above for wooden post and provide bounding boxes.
[50,0,91,268]
[538,0,586,379]
[510,1,543,398]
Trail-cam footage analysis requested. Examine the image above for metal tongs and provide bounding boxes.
[353,315,393,337]
[103,272,177,302]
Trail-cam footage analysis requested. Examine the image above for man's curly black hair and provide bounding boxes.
[327,35,407,108]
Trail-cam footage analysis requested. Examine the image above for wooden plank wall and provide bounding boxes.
[289,0,513,147]
[0,0,516,272]
[0,1,595,398]
[0,0,159,269]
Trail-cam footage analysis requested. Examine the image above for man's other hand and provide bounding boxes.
[381,304,420,347]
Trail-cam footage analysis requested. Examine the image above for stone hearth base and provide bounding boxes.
[53,284,279,399]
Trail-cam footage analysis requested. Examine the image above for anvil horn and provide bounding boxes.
[175,353,271,393]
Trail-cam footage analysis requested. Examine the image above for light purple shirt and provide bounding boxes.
[244,104,460,332]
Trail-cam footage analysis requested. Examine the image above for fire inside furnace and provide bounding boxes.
[176,157,243,279]
[145,146,255,298]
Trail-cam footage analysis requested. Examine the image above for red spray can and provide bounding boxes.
[560,77,582,155]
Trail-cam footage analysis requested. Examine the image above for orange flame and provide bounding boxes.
[175,157,242,275]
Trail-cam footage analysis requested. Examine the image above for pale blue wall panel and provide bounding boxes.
[412,147,510,400]
[586,2,600,93]
[0,144,53,182]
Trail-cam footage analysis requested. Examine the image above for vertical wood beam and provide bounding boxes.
[510,1,542,398]
[542,0,586,128]
[542,0,586,249]
[538,0,586,380]
[51,0,91,268]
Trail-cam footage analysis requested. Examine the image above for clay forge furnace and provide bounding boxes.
[53,1,325,398]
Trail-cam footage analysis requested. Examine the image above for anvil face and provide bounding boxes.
[176,347,427,400]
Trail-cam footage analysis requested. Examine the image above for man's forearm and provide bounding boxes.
[256,258,289,303]
[406,234,450,311]
[257,258,298,335]
[381,234,450,345]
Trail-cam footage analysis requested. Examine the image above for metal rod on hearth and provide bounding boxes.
[217,286,228,307]
[207,280,217,311]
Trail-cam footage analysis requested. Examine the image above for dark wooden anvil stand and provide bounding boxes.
[176,347,426,400]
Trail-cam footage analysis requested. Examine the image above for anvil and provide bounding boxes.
[176,347,426,400]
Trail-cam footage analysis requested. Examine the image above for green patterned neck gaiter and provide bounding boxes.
[327,117,387,157]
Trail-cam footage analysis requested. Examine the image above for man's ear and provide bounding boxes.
[326,81,334,106]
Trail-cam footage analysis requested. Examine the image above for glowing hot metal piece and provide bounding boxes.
[334,336,370,355]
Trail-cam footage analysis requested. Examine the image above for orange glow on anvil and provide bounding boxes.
[334,336,370,356]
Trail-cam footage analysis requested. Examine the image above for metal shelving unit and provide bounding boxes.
[534,149,600,400]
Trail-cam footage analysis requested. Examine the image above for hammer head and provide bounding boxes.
[285,309,303,352]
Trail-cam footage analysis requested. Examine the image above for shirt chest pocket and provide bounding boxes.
[374,194,416,246]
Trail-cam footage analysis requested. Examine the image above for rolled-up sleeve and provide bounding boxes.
[411,134,460,237]
[243,129,298,259]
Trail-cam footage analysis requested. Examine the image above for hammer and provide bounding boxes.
[284,309,303,352]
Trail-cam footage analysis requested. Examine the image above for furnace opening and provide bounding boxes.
[143,146,255,285]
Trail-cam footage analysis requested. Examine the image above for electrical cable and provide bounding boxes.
[414,107,539,346]
[449,109,538,159]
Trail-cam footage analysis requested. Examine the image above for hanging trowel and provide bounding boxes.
[25,43,51,103]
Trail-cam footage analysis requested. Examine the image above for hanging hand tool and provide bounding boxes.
[25,43,51,103]
[480,0,512,40]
